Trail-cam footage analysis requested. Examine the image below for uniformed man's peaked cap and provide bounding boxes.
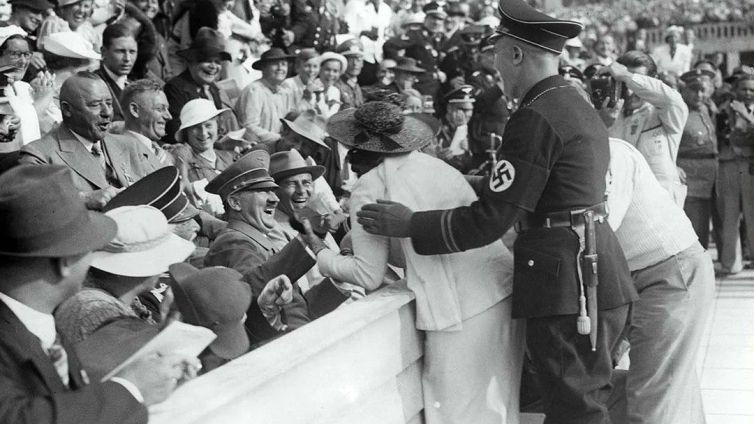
[679,69,715,86]
[445,85,475,104]
[206,150,278,199]
[423,2,447,18]
[487,0,583,54]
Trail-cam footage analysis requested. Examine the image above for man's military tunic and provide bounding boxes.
[290,0,341,52]
[409,75,638,424]
[383,28,446,101]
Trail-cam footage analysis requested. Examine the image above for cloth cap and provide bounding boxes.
[205,150,278,198]
[175,98,228,142]
[327,101,434,153]
[178,27,232,64]
[486,0,583,54]
[169,263,251,359]
[269,149,325,183]
[252,47,296,70]
[103,167,197,223]
[680,69,715,86]
[423,2,447,18]
[0,25,26,48]
[318,51,348,72]
[394,57,425,74]
[280,109,329,149]
[42,31,101,60]
[89,206,195,277]
[0,165,116,258]
[335,38,364,57]
[9,0,53,12]
[445,84,475,104]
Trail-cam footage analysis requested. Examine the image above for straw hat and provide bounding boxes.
[269,149,325,182]
[318,51,348,72]
[42,31,101,60]
[327,101,433,153]
[89,206,195,277]
[280,109,329,149]
[175,98,228,142]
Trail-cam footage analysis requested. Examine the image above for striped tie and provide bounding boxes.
[47,334,69,387]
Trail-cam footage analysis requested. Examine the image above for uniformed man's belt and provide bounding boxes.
[678,153,717,160]
[516,203,607,232]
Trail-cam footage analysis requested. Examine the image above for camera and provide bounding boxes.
[587,75,625,109]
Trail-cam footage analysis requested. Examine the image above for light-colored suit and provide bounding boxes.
[18,124,162,193]
[108,131,174,169]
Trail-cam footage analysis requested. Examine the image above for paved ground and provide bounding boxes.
[521,251,754,424]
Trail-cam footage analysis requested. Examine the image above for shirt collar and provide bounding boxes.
[127,130,154,151]
[0,292,56,349]
[71,130,96,151]
[103,66,128,90]
[227,219,277,251]
[260,78,282,93]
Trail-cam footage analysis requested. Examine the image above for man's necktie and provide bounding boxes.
[47,334,70,387]
[91,141,106,170]
[92,141,122,188]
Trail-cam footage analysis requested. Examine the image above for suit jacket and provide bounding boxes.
[96,67,128,122]
[204,219,315,344]
[0,301,147,424]
[163,71,239,144]
[18,124,161,193]
[108,131,173,170]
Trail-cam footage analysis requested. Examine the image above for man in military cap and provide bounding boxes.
[677,68,718,248]
[335,38,365,109]
[436,85,475,173]
[203,150,320,345]
[440,24,487,93]
[357,0,637,422]
[286,0,343,53]
[443,1,470,50]
[383,1,448,103]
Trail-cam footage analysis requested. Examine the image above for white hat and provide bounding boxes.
[317,51,347,72]
[401,12,425,27]
[90,206,195,277]
[0,25,26,47]
[475,15,499,28]
[564,37,584,49]
[176,98,228,142]
[665,25,684,37]
[42,31,101,60]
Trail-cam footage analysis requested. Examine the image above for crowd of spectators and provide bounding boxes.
[0,0,750,422]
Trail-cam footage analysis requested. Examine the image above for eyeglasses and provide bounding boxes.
[5,51,32,60]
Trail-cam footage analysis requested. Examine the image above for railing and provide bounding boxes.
[646,21,754,54]
[148,283,426,424]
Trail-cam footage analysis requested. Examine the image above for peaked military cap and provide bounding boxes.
[423,2,447,18]
[486,0,583,54]
[460,25,486,45]
[335,38,364,57]
[679,69,715,86]
[445,85,475,104]
[206,150,278,199]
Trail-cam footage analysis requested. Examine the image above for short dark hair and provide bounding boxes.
[617,50,657,77]
[102,23,136,49]
[120,79,164,116]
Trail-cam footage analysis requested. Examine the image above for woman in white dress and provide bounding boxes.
[310,101,525,424]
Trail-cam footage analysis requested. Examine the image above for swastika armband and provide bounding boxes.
[485,156,549,212]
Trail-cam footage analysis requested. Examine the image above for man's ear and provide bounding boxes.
[128,102,140,119]
[226,193,242,212]
[512,45,524,65]
[54,256,78,278]
[60,101,72,119]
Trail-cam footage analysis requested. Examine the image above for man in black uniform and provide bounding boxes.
[357,1,638,423]
[383,1,447,103]
[286,0,341,52]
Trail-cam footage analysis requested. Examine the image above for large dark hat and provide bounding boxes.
[486,0,583,54]
[169,263,252,360]
[206,150,279,198]
[9,0,54,12]
[327,101,434,153]
[394,57,425,74]
[178,27,232,63]
[269,149,325,183]
[252,47,296,70]
[0,165,116,257]
[103,167,199,223]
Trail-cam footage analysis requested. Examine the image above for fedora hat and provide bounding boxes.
[318,51,348,72]
[169,263,252,359]
[252,47,296,70]
[178,27,232,64]
[42,31,101,60]
[269,149,325,183]
[206,149,279,198]
[103,167,198,223]
[90,206,195,277]
[327,101,433,153]
[175,98,228,142]
[280,109,329,149]
[0,165,116,258]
